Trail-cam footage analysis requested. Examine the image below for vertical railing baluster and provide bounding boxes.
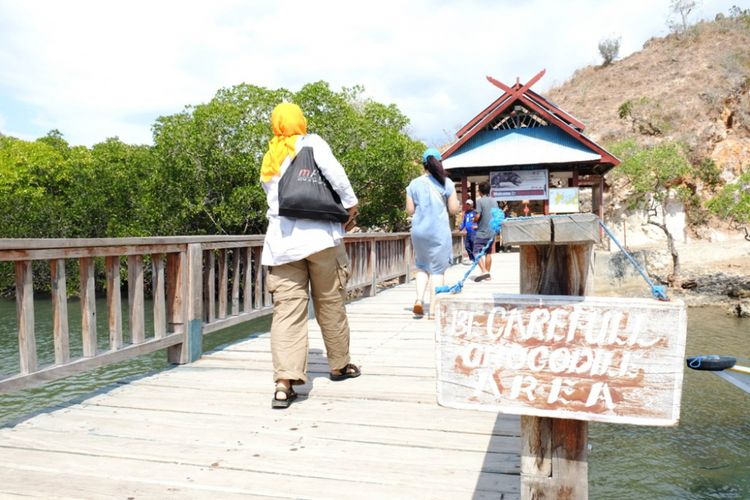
[369,240,377,296]
[105,256,122,350]
[50,259,70,364]
[166,252,185,335]
[243,247,252,313]
[253,247,263,309]
[128,255,145,344]
[231,249,240,316]
[205,250,216,322]
[152,254,166,339]
[15,261,37,373]
[80,257,97,357]
[218,249,228,319]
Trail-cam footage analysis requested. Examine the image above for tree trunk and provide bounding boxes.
[647,200,680,285]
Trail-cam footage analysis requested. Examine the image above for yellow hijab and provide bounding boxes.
[260,102,308,182]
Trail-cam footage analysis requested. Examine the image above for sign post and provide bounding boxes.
[436,214,687,499]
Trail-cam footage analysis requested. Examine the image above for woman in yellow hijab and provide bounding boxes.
[260,102,308,183]
[259,102,361,409]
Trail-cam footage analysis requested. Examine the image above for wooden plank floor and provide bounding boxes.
[0,253,522,499]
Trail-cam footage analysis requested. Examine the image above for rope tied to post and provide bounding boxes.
[436,212,669,301]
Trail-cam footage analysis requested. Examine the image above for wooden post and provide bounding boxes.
[231,249,241,315]
[152,254,166,339]
[166,252,185,335]
[80,257,97,357]
[253,247,263,310]
[127,255,145,344]
[50,259,70,364]
[168,244,203,363]
[401,236,412,285]
[15,261,37,374]
[243,247,252,313]
[204,250,216,322]
[218,249,228,319]
[508,214,597,500]
[369,239,377,297]
[105,256,123,350]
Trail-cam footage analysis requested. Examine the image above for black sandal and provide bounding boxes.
[271,385,297,409]
[330,363,361,381]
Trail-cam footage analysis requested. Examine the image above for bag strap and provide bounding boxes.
[425,176,448,208]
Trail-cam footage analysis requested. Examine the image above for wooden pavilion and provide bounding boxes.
[442,70,619,220]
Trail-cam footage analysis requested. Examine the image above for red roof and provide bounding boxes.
[442,69,619,169]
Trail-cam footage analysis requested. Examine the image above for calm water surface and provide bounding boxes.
[0,299,748,498]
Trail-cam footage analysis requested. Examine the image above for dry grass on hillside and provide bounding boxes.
[546,16,750,167]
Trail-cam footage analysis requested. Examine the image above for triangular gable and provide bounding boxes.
[443,70,619,168]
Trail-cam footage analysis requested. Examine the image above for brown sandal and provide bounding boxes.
[271,384,297,409]
[412,301,424,316]
[330,363,361,381]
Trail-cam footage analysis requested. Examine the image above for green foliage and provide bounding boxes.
[695,157,722,188]
[598,36,621,66]
[1,80,422,242]
[707,170,750,224]
[151,81,422,233]
[610,139,693,208]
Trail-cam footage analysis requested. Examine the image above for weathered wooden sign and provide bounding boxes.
[436,294,687,426]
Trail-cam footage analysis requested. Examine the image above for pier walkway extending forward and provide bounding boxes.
[0,254,522,499]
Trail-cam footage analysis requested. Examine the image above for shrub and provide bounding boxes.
[598,37,621,66]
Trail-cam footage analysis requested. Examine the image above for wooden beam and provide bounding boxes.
[486,69,546,98]
[0,334,184,393]
[105,256,123,350]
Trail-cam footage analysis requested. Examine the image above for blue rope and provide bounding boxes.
[596,220,668,301]
[435,212,669,301]
[688,356,704,369]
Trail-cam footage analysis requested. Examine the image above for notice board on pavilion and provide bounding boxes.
[436,294,687,426]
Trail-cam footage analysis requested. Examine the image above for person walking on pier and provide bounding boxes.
[459,199,477,262]
[260,102,361,409]
[473,181,496,282]
[406,148,460,318]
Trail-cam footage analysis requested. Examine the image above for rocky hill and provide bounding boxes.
[546,14,750,182]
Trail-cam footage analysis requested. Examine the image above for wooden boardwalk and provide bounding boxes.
[0,253,522,499]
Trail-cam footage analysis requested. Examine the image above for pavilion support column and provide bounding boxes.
[470,182,477,201]
[571,169,579,187]
[460,176,468,205]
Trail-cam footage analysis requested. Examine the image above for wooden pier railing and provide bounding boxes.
[0,232,463,393]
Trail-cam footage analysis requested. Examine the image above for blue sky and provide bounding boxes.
[0,0,740,148]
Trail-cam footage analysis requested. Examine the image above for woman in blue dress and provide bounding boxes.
[406,148,459,317]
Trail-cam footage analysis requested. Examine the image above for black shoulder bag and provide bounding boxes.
[277,146,350,223]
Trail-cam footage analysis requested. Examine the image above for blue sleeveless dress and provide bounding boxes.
[406,175,455,274]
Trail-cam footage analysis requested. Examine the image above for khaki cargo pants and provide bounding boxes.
[267,243,352,385]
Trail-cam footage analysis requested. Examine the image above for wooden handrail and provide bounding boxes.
[0,232,465,394]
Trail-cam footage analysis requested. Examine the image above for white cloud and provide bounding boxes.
[0,0,740,146]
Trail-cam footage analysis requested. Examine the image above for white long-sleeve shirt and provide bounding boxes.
[261,134,358,266]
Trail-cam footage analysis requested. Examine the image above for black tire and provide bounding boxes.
[686,355,736,371]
